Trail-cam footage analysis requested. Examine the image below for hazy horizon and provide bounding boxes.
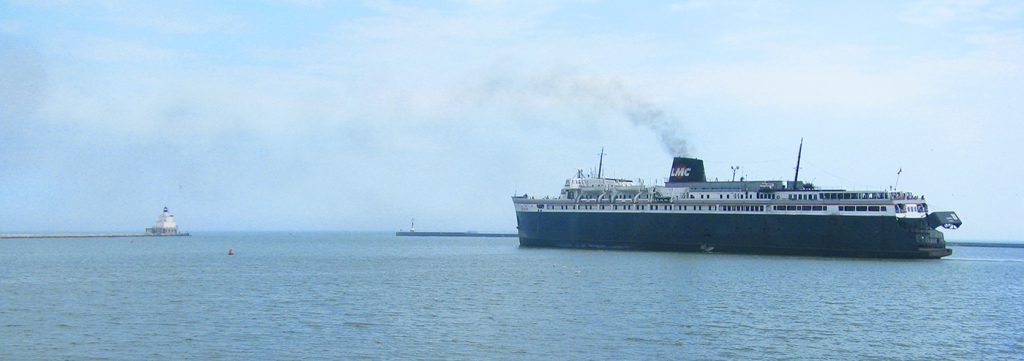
[2,1,1022,240]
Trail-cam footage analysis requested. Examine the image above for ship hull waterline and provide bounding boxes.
[515,211,952,259]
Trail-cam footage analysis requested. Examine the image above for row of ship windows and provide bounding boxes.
[554,204,720,211]
[721,205,765,212]
[671,193,878,201]
[690,193,885,201]
[822,192,889,200]
[570,193,774,200]
[838,205,888,212]
[774,205,827,211]
[542,204,888,212]
[696,193,769,200]
[577,193,887,202]
[710,193,890,201]
[773,205,887,212]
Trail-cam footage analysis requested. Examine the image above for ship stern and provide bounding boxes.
[916,228,953,258]
[910,211,962,258]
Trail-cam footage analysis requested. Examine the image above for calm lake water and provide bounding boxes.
[2,232,1022,360]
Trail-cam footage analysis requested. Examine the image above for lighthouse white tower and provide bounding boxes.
[145,207,179,235]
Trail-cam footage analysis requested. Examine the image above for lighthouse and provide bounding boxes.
[145,207,179,235]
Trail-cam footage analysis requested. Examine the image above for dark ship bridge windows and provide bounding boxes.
[897,204,925,213]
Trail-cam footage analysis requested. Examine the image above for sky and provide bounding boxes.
[0,0,1022,240]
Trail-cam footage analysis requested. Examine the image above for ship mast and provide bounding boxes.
[597,147,606,179]
[793,138,803,185]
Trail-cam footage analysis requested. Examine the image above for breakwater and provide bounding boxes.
[395,231,517,237]
[948,241,1024,248]
[0,233,190,239]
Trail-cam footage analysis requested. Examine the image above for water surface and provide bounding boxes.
[2,233,1021,359]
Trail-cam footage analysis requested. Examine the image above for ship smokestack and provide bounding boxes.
[669,157,706,183]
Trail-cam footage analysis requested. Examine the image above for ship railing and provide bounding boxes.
[889,192,921,200]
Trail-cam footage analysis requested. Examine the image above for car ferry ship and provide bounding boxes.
[512,152,961,259]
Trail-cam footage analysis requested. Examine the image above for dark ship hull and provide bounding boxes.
[516,211,951,259]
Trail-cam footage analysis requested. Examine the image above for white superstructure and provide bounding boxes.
[517,165,934,220]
